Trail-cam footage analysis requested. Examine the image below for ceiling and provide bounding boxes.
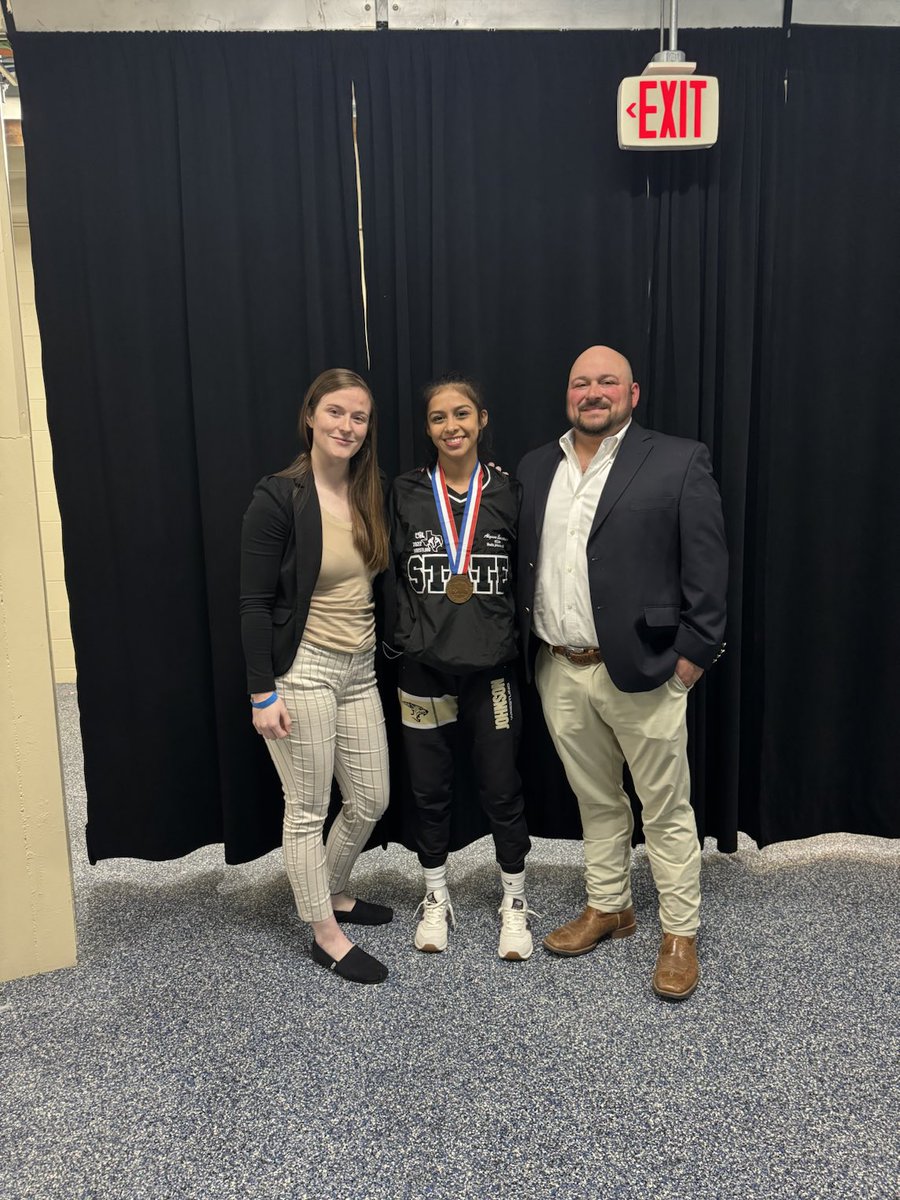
[4,0,899,33]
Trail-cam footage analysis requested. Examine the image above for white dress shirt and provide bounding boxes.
[532,422,631,648]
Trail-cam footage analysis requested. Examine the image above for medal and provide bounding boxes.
[445,574,474,604]
[430,462,483,604]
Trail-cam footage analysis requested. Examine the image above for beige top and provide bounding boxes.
[304,507,376,653]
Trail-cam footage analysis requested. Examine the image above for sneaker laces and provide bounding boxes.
[498,897,540,931]
[415,891,456,930]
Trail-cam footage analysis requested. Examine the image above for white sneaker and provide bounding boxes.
[414,891,456,953]
[498,896,534,961]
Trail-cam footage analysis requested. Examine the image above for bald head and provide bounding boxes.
[570,345,634,387]
[566,345,639,443]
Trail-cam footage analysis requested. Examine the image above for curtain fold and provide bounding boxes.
[354,31,658,475]
[757,26,900,844]
[641,28,785,850]
[16,32,368,862]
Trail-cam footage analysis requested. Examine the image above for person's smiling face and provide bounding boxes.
[306,386,372,462]
[566,346,639,441]
[426,386,488,467]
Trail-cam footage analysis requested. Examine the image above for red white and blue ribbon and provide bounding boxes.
[430,462,483,576]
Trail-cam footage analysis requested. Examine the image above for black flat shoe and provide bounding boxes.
[311,940,388,984]
[334,899,394,926]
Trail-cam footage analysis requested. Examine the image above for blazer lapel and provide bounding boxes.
[588,423,653,541]
[533,443,564,545]
[293,474,321,596]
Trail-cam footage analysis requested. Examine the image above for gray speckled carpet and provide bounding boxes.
[1,685,898,1200]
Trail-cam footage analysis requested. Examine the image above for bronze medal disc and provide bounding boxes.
[445,574,474,604]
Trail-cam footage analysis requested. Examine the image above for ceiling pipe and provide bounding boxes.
[652,0,687,65]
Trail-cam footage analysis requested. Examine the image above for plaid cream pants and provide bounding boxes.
[266,640,389,922]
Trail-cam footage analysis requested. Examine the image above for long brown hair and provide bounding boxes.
[278,369,389,573]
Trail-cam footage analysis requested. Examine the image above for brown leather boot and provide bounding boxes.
[652,933,699,1000]
[542,904,636,956]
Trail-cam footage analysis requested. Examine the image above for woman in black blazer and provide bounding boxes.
[240,369,392,985]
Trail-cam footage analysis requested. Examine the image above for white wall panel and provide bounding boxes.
[9,2,898,34]
[793,1,900,24]
[388,1,783,31]
[10,1,377,33]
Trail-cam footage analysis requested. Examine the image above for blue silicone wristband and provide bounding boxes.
[251,691,278,709]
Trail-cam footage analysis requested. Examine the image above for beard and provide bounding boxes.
[573,405,615,436]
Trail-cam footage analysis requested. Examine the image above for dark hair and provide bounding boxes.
[278,368,389,573]
[422,375,491,464]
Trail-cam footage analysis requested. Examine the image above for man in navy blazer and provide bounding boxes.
[516,345,727,1000]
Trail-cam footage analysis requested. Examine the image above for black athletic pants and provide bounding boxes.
[398,657,531,873]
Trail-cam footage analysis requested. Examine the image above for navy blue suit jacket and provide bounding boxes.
[516,421,728,692]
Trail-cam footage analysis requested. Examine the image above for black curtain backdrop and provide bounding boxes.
[352,30,656,473]
[352,29,661,848]
[353,30,785,850]
[757,26,900,844]
[641,29,784,849]
[11,26,900,863]
[14,33,368,863]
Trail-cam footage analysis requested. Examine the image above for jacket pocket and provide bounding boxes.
[272,606,293,626]
[644,605,680,627]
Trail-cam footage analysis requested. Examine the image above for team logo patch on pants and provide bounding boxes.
[398,689,459,729]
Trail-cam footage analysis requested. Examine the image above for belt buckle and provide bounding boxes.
[561,648,595,667]
[549,643,596,665]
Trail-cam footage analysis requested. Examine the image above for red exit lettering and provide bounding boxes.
[639,80,657,138]
[637,78,708,140]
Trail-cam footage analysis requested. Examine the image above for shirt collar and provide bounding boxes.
[559,419,632,464]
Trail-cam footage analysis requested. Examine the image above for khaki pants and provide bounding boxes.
[535,645,701,936]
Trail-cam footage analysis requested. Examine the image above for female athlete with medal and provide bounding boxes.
[388,377,534,960]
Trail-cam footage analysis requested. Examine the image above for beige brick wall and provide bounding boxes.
[8,142,75,683]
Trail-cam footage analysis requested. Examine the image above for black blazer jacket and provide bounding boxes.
[516,421,728,693]
[239,473,323,694]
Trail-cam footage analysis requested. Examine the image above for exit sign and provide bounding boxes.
[617,75,719,150]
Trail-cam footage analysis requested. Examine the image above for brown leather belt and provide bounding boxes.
[550,645,604,666]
